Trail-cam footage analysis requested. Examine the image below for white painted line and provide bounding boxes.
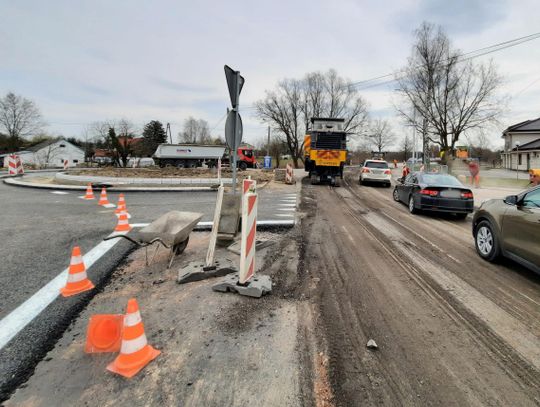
[51,191,69,195]
[131,223,149,228]
[275,213,294,217]
[101,203,116,209]
[130,219,295,230]
[78,196,93,200]
[277,207,295,211]
[280,199,297,202]
[0,232,127,350]
[278,203,296,207]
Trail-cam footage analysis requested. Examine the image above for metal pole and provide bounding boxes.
[516,145,519,180]
[232,71,240,194]
[267,126,270,156]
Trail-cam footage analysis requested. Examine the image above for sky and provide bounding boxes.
[1,0,539,150]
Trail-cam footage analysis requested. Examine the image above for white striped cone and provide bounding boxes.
[16,156,24,174]
[60,246,94,297]
[239,191,258,284]
[106,298,160,378]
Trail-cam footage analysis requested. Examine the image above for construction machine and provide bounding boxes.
[304,118,347,186]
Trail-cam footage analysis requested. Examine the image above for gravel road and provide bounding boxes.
[299,169,539,406]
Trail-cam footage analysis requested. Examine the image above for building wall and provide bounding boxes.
[503,132,540,152]
[19,141,84,167]
[504,150,540,170]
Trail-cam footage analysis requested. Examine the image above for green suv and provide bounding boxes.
[472,185,540,274]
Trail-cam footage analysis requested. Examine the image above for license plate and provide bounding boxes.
[372,169,383,174]
[440,189,461,198]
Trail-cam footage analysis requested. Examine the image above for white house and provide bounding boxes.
[18,139,85,168]
[501,118,540,171]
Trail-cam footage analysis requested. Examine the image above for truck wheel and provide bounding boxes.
[310,174,318,185]
[239,161,247,170]
[176,161,185,169]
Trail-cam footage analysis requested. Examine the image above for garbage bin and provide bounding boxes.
[263,156,272,169]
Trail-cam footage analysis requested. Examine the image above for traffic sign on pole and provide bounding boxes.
[225,110,243,151]
[224,65,244,108]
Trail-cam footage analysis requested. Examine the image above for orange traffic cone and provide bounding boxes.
[83,183,95,200]
[98,187,110,206]
[85,314,124,353]
[60,246,94,297]
[114,193,126,214]
[106,298,160,378]
[114,211,131,232]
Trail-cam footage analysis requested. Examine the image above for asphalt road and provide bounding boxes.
[301,170,540,405]
[0,179,297,401]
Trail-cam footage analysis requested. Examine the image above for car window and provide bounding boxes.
[522,188,540,208]
[365,161,388,169]
[419,173,462,186]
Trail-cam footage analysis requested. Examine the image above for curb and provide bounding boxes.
[3,177,216,192]
[55,171,233,186]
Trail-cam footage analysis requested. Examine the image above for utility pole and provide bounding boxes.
[267,126,270,156]
[166,123,172,144]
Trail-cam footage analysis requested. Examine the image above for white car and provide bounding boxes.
[359,159,392,187]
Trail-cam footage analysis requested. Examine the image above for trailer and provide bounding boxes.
[153,144,226,168]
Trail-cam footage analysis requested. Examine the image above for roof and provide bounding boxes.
[26,138,84,153]
[503,117,540,134]
[511,137,540,151]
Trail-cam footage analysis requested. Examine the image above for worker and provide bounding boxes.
[402,163,410,178]
[393,159,398,169]
[468,159,480,188]
[529,169,540,186]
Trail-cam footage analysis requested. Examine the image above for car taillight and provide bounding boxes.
[461,191,473,199]
[419,189,438,197]
[362,168,370,173]
[384,169,391,174]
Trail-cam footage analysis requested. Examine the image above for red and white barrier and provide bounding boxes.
[7,155,24,175]
[63,159,69,170]
[285,163,294,184]
[239,189,258,284]
[242,177,256,194]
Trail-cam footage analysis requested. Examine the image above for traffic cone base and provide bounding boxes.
[106,345,160,378]
[60,278,94,297]
[85,314,124,353]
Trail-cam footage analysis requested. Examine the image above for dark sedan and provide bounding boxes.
[393,172,474,218]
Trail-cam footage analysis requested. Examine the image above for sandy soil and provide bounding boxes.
[298,171,540,406]
[69,168,275,183]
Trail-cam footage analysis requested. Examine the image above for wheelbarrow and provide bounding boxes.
[104,211,203,269]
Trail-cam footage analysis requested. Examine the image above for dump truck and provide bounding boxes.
[304,117,347,186]
[153,144,257,169]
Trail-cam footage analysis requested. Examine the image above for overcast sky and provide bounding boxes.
[1,0,539,149]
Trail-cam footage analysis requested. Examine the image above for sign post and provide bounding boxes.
[224,65,245,194]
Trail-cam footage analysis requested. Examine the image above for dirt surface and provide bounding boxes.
[69,167,275,183]
[6,227,321,407]
[299,170,540,406]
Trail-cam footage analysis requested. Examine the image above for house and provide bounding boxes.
[17,139,85,168]
[501,118,540,171]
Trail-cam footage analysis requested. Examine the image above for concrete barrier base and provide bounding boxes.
[212,273,272,298]
[177,258,237,284]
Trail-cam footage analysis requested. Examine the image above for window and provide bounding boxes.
[59,144,66,148]
[365,161,389,169]
[523,189,540,208]
[73,159,79,163]
[518,153,522,165]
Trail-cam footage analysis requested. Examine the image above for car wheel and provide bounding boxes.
[392,188,400,202]
[474,220,500,262]
[359,177,363,185]
[408,195,418,214]
[385,182,391,188]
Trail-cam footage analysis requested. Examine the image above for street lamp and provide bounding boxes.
[515,141,520,180]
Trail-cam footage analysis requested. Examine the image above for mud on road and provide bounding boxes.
[299,170,540,406]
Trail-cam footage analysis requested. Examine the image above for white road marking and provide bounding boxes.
[0,231,127,350]
[277,208,295,211]
[275,213,294,217]
[51,191,69,195]
[278,203,296,207]
[101,203,116,209]
[78,196,94,200]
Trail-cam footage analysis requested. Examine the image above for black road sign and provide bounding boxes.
[224,65,244,108]
[225,110,243,150]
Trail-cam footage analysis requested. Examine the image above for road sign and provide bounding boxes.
[224,65,245,108]
[225,110,243,151]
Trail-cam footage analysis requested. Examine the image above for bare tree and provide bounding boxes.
[400,134,413,161]
[365,119,396,153]
[395,23,505,164]
[0,92,44,151]
[179,117,212,144]
[256,69,370,168]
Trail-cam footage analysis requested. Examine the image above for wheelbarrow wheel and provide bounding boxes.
[173,237,189,255]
